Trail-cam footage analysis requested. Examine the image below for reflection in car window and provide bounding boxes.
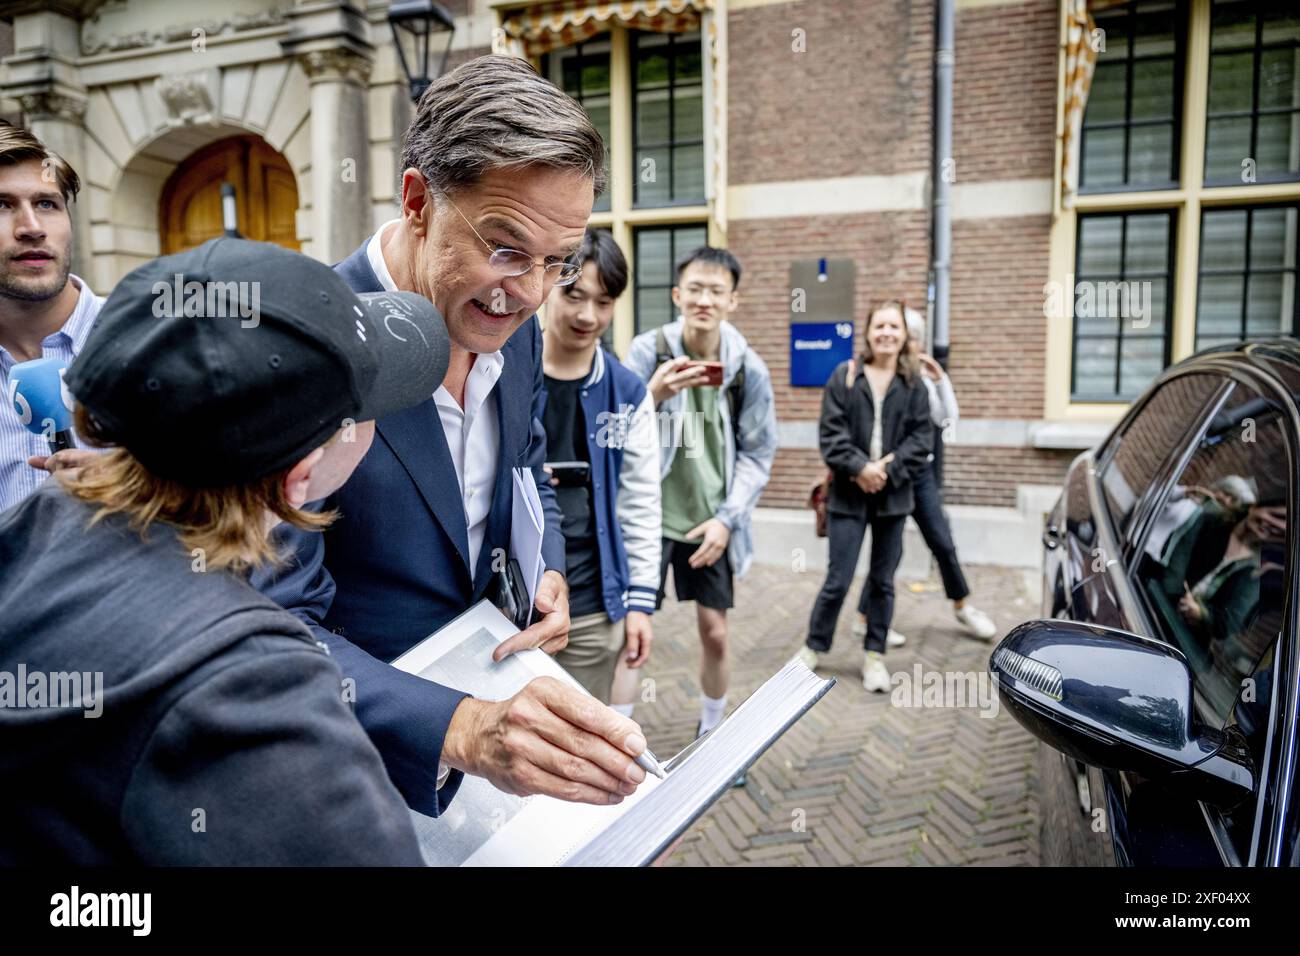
[1132,381,1290,736]
[1130,379,1292,862]
[1099,374,1223,540]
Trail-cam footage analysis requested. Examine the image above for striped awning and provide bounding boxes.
[1061,0,1129,212]
[493,0,712,58]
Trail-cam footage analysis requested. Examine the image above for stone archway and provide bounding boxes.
[87,55,315,288]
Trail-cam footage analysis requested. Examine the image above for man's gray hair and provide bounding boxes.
[401,54,607,198]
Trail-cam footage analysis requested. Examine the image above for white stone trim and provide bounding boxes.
[952,178,1053,220]
[727,172,929,220]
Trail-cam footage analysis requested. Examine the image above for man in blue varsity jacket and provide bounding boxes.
[540,228,660,708]
[257,56,651,818]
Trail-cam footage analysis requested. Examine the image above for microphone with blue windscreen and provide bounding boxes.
[8,356,75,453]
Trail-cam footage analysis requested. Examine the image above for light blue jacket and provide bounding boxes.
[624,318,778,578]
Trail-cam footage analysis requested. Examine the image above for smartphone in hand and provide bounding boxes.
[681,360,723,387]
[545,460,591,487]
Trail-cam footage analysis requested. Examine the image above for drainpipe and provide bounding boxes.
[932,0,955,370]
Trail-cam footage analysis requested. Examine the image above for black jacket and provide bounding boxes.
[819,359,934,518]
[0,484,425,865]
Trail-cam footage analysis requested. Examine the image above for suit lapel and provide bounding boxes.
[334,240,472,577]
[376,400,472,577]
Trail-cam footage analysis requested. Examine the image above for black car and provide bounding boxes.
[991,339,1299,866]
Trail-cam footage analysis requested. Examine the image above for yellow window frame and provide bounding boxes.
[1046,0,1300,422]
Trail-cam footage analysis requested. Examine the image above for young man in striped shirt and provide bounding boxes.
[0,123,104,512]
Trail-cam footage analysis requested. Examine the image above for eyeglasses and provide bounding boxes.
[443,195,582,286]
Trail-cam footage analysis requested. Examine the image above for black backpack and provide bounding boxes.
[655,326,747,440]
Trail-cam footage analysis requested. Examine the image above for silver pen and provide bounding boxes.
[634,747,666,779]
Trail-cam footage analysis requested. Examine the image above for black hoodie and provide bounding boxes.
[0,483,423,865]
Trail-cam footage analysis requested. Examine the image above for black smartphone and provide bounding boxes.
[546,460,591,487]
[490,556,531,631]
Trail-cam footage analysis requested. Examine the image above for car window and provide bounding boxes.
[1098,374,1224,541]
[1131,380,1291,728]
[1129,379,1292,862]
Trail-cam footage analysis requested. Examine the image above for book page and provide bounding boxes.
[392,601,603,866]
[393,604,834,866]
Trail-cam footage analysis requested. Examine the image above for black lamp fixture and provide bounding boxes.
[388,0,457,104]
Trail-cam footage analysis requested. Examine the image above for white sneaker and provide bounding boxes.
[793,645,821,670]
[955,604,997,640]
[852,619,907,647]
[862,651,891,693]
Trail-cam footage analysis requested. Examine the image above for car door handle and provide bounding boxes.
[1042,524,1063,550]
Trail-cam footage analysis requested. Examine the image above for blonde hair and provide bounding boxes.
[860,299,919,385]
[58,405,333,574]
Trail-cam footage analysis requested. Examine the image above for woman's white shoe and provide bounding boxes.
[793,645,821,670]
[862,651,891,693]
[954,604,997,640]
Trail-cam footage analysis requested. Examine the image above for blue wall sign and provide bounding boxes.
[790,322,854,387]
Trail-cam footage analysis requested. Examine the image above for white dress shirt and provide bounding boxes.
[367,221,502,572]
[0,275,105,512]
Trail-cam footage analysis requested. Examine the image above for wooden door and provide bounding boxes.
[160,135,301,254]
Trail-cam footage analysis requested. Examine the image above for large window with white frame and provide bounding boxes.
[1059,0,1300,410]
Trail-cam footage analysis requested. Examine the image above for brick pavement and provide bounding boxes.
[635,562,1044,866]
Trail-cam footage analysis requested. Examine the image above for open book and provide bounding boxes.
[391,600,834,866]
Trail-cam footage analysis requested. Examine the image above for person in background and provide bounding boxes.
[849,307,997,645]
[797,300,933,692]
[0,122,103,511]
[540,228,661,707]
[625,246,777,784]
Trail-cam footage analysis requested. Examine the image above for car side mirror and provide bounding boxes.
[989,619,1254,809]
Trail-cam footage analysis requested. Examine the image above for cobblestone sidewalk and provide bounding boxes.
[635,562,1044,866]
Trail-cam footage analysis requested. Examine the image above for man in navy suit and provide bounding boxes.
[259,55,650,817]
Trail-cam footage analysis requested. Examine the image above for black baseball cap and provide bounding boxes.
[66,237,449,486]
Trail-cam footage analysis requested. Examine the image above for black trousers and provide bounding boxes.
[806,508,907,654]
[911,461,970,602]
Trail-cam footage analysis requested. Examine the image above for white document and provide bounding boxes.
[391,600,834,866]
[510,467,546,626]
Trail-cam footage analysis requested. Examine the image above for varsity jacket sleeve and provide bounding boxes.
[616,389,662,614]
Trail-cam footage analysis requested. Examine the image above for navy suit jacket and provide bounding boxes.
[256,241,566,818]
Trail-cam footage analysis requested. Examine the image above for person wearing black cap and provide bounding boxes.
[0,237,650,864]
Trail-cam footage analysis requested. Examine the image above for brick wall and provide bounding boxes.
[726,0,1070,510]
[947,214,1052,421]
[728,0,933,183]
[951,0,1059,182]
[941,446,1075,507]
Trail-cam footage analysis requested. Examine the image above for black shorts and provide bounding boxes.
[657,536,734,611]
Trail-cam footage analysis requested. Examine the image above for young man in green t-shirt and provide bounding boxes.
[624,248,778,784]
